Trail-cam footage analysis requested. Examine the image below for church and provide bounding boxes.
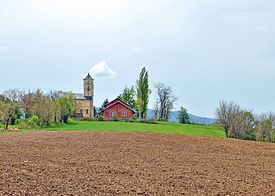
[73,72,135,119]
[73,73,95,118]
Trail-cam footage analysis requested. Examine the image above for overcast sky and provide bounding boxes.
[0,0,274,118]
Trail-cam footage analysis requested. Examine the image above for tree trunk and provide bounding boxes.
[225,128,229,138]
[141,112,144,119]
[5,119,9,130]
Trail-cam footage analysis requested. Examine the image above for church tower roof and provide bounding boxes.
[84,73,92,80]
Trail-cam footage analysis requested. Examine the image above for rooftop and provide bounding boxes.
[74,93,92,100]
[84,73,93,80]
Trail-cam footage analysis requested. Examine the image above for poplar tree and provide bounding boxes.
[136,67,150,119]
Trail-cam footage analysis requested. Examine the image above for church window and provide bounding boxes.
[122,112,127,117]
[110,111,115,116]
[80,109,83,114]
[86,109,89,114]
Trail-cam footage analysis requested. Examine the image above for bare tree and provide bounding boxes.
[216,101,275,142]
[3,89,23,102]
[154,83,177,120]
[20,89,35,118]
[215,101,240,138]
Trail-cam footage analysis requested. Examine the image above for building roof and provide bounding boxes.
[103,98,135,112]
[106,98,128,108]
[84,73,93,80]
[74,93,92,100]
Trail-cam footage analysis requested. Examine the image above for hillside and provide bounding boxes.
[146,109,216,124]
[42,121,225,138]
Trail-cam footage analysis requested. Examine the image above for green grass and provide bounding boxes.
[40,121,226,138]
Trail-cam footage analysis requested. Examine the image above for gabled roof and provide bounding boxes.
[74,93,92,100]
[106,98,128,107]
[84,73,93,80]
[103,98,135,112]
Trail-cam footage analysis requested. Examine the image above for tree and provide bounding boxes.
[48,90,62,123]
[255,113,275,142]
[58,92,75,123]
[136,67,150,119]
[121,86,136,109]
[98,99,109,115]
[4,89,23,124]
[0,96,18,130]
[229,109,254,140]
[154,83,177,120]
[177,107,190,124]
[20,89,35,118]
[215,101,239,138]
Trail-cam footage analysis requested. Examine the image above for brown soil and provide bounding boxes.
[0,131,274,195]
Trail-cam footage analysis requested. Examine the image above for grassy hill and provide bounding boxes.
[41,121,225,138]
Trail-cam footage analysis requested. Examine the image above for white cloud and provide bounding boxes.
[0,46,8,52]
[85,61,117,80]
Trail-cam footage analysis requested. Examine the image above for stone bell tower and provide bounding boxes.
[83,73,94,117]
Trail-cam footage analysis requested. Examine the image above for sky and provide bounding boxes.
[0,0,274,118]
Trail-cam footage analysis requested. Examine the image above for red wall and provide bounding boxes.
[104,102,133,119]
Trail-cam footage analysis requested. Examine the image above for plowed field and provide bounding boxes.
[0,130,274,195]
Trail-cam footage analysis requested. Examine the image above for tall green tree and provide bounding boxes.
[177,107,190,124]
[58,92,75,123]
[136,67,150,119]
[98,99,109,115]
[121,86,136,109]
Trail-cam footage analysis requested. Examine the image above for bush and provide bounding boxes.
[112,115,119,121]
[98,116,104,121]
[139,119,157,124]
[28,115,39,126]
[123,118,130,122]
[67,117,72,124]
[17,116,39,129]
[77,117,99,121]
[133,114,138,120]
[157,118,168,122]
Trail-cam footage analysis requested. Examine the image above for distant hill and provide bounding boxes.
[146,109,216,125]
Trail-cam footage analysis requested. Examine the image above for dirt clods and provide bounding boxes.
[0,130,274,195]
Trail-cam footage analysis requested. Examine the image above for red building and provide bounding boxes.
[102,98,135,120]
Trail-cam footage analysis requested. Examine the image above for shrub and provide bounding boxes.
[123,118,130,122]
[98,116,104,121]
[157,118,168,122]
[133,114,138,120]
[112,115,119,121]
[17,116,39,129]
[67,117,72,124]
[28,115,39,126]
[139,119,157,124]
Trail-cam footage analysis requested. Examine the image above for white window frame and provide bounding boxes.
[122,112,127,117]
[110,111,115,116]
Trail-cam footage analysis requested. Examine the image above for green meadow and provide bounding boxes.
[39,121,226,138]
